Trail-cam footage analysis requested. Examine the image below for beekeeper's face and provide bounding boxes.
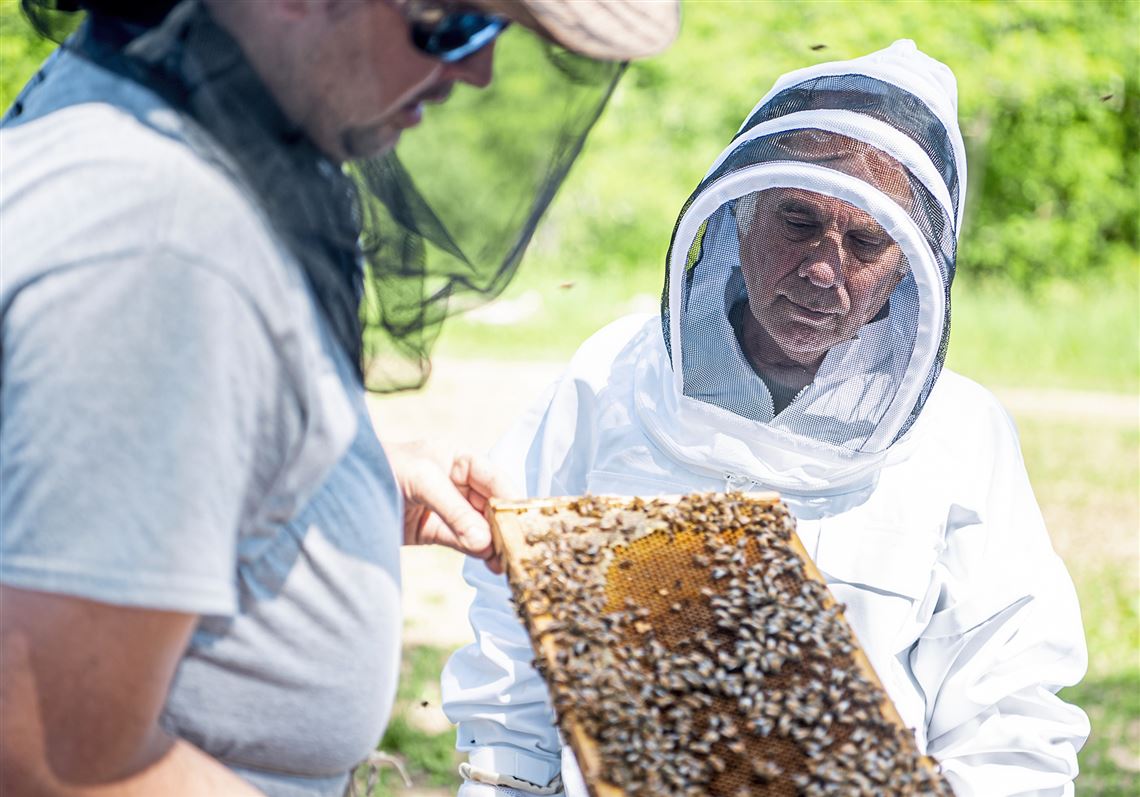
[738,187,906,367]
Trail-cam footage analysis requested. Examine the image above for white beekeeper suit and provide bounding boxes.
[442,41,1089,797]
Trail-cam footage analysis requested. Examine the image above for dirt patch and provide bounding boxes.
[368,359,564,453]
[995,388,1137,426]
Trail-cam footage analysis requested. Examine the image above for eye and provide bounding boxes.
[852,233,884,247]
[782,214,818,239]
[848,231,889,257]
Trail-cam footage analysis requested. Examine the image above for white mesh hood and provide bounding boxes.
[643,41,964,493]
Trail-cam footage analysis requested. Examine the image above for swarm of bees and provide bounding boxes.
[490,493,953,797]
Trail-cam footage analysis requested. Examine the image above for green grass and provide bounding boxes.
[1059,671,1140,796]
[1018,417,1139,579]
[435,264,664,362]
[1020,413,1139,790]
[355,645,460,796]
[1017,414,1139,791]
[438,268,1140,395]
[947,275,1140,394]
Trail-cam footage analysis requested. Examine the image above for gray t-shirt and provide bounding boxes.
[1,50,403,796]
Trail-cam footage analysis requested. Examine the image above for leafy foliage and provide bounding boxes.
[0,2,57,108]
[542,0,1139,288]
[2,1,1135,290]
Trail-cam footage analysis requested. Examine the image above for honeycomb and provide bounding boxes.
[489,493,952,797]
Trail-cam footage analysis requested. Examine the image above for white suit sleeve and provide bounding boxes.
[913,408,1089,796]
[442,371,598,791]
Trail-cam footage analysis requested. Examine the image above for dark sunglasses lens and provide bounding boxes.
[411,13,506,62]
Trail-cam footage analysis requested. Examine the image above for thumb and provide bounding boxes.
[408,467,495,559]
[419,499,492,556]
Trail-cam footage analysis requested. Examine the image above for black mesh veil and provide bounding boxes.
[14,0,623,393]
[351,34,624,390]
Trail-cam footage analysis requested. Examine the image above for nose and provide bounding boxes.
[442,40,496,88]
[799,233,845,289]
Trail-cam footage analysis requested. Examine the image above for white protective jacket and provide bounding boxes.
[442,315,1088,796]
[443,41,1089,797]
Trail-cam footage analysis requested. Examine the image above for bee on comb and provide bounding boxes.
[490,493,952,797]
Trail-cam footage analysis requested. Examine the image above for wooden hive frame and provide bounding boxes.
[488,493,949,797]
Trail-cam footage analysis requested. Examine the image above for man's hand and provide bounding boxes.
[385,440,511,574]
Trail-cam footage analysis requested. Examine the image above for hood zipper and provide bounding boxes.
[724,472,757,492]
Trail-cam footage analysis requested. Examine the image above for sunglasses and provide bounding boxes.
[405,2,510,64]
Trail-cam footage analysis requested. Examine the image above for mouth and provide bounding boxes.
[781,296,838,327]
[394,84,454,130]
[395,102,424,129]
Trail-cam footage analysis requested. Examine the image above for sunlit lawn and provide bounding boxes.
[1022,416,1140,796]
[438,270,1140,395]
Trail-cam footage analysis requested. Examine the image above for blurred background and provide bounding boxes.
[2,0,1136,794]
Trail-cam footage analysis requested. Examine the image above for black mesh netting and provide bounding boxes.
[738,74,960,221]
[352,34,624,391]
[18,0,623,393]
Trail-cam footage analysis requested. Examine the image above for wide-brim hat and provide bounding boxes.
[477,0,681,60]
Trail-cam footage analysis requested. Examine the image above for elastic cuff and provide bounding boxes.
[467,748,561,788]
[459,762,563,794]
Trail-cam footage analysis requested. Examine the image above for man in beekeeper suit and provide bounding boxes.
[442,41,1089,797]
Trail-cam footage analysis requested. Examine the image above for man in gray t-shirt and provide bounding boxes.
[0,1,678,795]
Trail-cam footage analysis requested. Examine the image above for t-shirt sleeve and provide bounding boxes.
[0,250,296,616]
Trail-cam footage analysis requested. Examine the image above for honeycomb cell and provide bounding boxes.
[489,493,951,797]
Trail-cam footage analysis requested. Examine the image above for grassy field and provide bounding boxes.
[436,269,1139,395]
[1022,414,1139,795]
